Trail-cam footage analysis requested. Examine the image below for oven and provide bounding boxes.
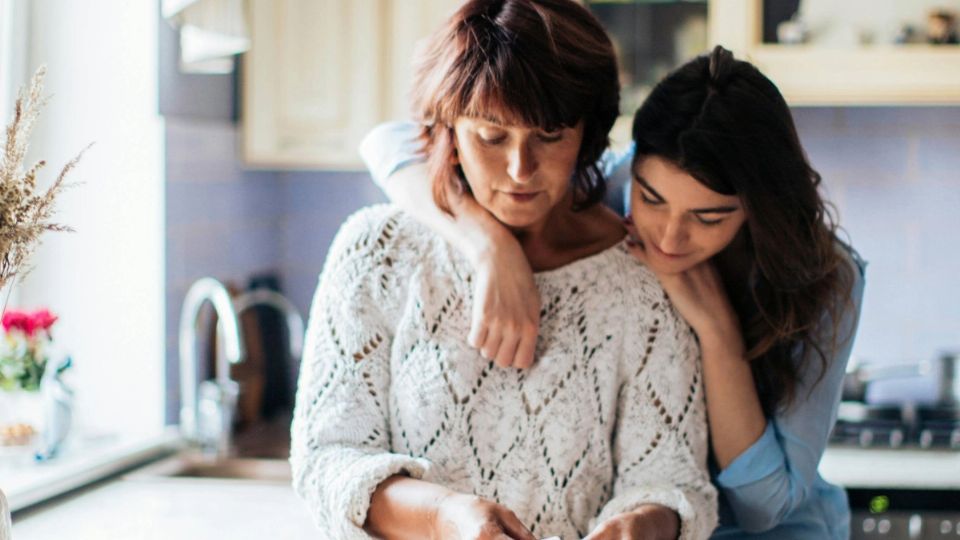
[848,488,960,539]
[827,393,960,539]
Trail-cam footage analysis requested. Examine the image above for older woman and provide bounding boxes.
[290,1,717,539]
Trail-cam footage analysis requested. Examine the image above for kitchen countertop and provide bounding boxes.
[821,446,960,489]
[9,441,958,538]
[11,474,318,539]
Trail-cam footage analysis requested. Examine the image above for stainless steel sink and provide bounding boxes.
[129,453,292,483]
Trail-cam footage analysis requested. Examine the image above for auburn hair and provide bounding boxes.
[410,0,620,212]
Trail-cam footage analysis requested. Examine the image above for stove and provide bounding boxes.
[848,488,960,539]
[831,403,960,450]
[831,403,960,538]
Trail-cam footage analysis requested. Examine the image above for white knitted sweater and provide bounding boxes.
[291,205,718,540]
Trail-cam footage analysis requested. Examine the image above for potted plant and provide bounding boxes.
[0,66,85,450]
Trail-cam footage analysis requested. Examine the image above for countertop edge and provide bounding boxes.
[5,428,182,512]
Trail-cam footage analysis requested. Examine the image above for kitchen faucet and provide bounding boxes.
[179,278,305,459]
[232,287,304,369]
[179,277,246,458]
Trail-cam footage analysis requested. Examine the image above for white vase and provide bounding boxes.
[0,388,44,446]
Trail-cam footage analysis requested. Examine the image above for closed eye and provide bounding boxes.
[638,189,664,206]
[537,131,563,143]
[695,215,725,226]
[481,136,507,146]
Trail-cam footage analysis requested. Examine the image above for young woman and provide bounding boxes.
[359,46,865,539]
[291,2,717,539]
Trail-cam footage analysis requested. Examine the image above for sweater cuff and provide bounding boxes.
[329,450,432,536]
[592,487,715,540]
[715,422,783,489]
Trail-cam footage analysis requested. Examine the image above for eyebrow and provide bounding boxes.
[633,173,740,214]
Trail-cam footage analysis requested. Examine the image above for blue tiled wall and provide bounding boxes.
[792,108,960,402]
[163,119,384,422]
[277,171,388,321]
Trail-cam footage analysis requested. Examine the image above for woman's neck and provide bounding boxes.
[509,191,624,272]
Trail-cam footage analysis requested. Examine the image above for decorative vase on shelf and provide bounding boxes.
[0,66,84,459]
[0,388,44,446]
[0,309,58,450]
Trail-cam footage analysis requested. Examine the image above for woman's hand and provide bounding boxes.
[624,220,740,346]
[582,505,680,540]
[452,194,541,370]
[433,493,537,540]
[470,235,541,369]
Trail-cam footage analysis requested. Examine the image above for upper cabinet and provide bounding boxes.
[709,0,960,105]
[244,0,960,169]
[242,0,458,169]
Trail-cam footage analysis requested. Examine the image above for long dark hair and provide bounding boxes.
[411,0,620,212]
[632,46,855,414]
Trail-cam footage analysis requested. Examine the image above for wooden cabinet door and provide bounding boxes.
[244,0,386,169]
[243,0,463,170]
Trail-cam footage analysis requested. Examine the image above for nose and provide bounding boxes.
[659,215,689,253]
[507,141,537,183]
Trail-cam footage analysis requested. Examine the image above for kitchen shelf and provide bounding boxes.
[710,0,960,105]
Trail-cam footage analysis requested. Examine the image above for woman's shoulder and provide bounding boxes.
[542,238,667,313]
[325,204,438,271]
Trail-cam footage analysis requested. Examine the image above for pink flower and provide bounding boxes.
[31,309,58,333]
[2,308,57,337]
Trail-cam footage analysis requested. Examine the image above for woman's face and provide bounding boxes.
[453,116,583,230]
[630,155,747,275]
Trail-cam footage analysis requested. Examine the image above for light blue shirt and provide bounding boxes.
[358,121,867,540]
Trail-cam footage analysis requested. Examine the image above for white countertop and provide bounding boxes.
[8,442,959,539]
[1,429,182,512]
[11,473,318,539]
[820,446,960,489]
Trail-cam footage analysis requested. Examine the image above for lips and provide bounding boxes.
[504,191,539,202]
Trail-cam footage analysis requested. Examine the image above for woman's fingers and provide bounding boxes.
[481,330,503,362]
[494,331,521,369]
[513,330,538,369]
[469,318,489,350]
[496,508,537,540]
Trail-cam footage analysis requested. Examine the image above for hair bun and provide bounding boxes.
[708,45,735,87]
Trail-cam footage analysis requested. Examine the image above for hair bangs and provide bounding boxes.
[445,36,581,131]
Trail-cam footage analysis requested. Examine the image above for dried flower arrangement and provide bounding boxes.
[0,66,87,310]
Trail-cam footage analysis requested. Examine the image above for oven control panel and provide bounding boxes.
[850,489,960,539]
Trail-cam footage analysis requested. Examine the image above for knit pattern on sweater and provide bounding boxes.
[290,205,718,539]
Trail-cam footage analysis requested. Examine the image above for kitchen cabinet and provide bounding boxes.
[245,0,960,170]
[242,0,460,169]
[709,0,960,105]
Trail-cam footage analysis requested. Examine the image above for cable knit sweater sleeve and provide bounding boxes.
[290,206,431,540]
[593,282,718,540]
